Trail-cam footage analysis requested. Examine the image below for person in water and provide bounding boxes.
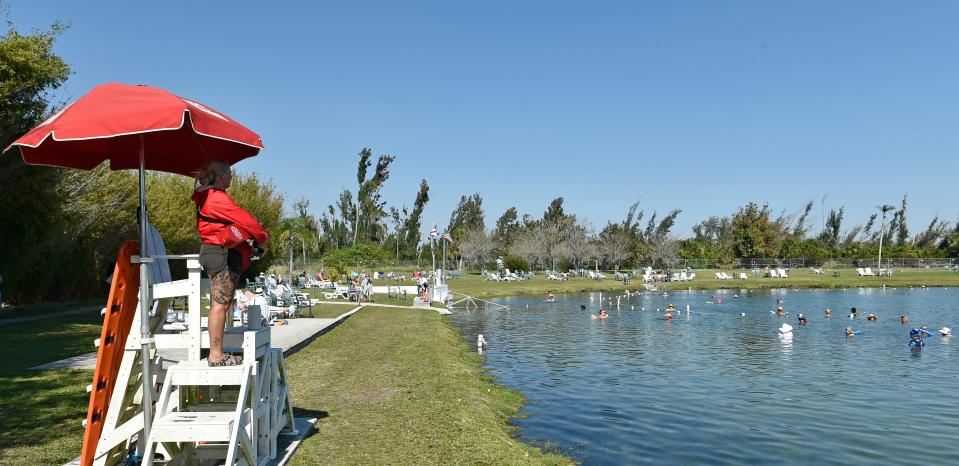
[664,312,673,321]
[850,307,858,319]
[900,315,910,324]
[544,292,555,302]
[867,313,878,321]
[824,308,832,318]
[776,306,786,316]
[798,313,807,325]
[846,327,856,338]
[909,328,933,348]
[598,309,609,320]
[580,304,587,310]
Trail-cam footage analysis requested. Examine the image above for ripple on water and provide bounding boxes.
[452,289,959,464]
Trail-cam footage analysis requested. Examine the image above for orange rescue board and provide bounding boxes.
[80,241,140,466]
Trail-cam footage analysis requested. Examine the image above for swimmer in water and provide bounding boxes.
[664,312,673,320]
[598,309,609,320]
[846,327,855,338]
[900,315,910,324]
[798,313,807,325]
[776,306,786,316]
[867,313,877,321]
[580,304,587,310]
[850,307,858,319]
[940,327,952,337]
[825,308,832,318]
[909,328,933,348]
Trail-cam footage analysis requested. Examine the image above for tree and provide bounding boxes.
[649,234,678,269]
[510,228,547,271]
[402,179,430,259]
[447,193,485,241]
[597,228,631,272]
[457,228,497,270]
[896,194,909,246]
[543,197,566,224]
[493,207,520,249]
[731,202,784,258]
[0,19,71,303]
[818,208,845,248]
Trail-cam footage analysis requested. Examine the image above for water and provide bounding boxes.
[450,288,959,465]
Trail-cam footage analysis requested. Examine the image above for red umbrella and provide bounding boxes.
[4,82,264,459]
[6,82,263,172]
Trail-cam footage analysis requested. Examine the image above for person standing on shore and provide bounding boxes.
[193,160,269,367]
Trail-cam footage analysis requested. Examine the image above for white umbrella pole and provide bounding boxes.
[136,135,154,457]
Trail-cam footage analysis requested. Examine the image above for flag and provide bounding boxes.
[443,231,453,243]
[429,225,438,239]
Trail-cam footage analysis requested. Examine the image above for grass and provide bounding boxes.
[286,307,572,465]
[0,299,103,320]
[433,268,959,300]
[0,313,101,466]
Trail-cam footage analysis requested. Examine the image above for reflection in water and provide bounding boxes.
[451,288,959,465]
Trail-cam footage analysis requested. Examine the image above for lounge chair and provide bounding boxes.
[688,273,696,281]
[715,272,725,280]
[769,269,780,278]
[739,272,748,280]
[864,267,875,276]
[857,268,867,277]
[777,268,788,278]
[679,272,689,281]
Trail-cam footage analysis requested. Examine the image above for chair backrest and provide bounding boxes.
[144,222,172,284]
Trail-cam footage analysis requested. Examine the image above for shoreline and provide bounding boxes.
[444,269,959,300]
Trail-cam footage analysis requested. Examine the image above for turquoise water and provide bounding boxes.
[450,288,959,465]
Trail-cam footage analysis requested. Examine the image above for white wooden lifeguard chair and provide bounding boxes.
[86,225,297,466]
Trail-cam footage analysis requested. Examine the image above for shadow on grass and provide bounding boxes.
[291,407,329,441]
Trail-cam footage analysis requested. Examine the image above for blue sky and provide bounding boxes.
[8,1,959,238]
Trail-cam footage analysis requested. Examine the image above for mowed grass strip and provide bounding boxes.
[0,312,102,466]
[286,307,572,465]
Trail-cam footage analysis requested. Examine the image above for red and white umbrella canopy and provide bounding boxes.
[6,82,263,176]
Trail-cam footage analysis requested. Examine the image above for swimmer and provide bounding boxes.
[778,323,793,339]
[909,328,933,348]
[666,303,677,313]
[664,312,673,320]
[867,313,877,321]
[940,327,952,337]
[846,327,855,338]
[824,308,832,318]
[544,292,555,302]
[900,315,910,324]
[850,307,858,319]
[798,314,807,325]
[776,306,786,316]
[580,304,587,310]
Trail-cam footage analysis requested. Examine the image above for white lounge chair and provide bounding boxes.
[769,269,780,278]
[739,272,748,280]
[864,267,875,276]
[777,268,788,278]
[857,268,867,277]
[688,273,696,281]
[680,272,689,281]
[715,272,725,280]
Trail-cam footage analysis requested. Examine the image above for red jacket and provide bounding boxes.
[192,186,269,271]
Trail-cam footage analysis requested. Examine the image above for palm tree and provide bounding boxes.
[876,204,896,269]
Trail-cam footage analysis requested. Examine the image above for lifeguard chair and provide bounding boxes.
[82,225,297,466]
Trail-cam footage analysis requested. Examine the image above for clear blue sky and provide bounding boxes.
[8,1,959,238]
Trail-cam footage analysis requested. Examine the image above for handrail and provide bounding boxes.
[447,291,510,311]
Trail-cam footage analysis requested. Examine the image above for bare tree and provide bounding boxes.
[510,228,547,270]
[649,234,678,269]
[598,230,631,272]
[458,228,497,270]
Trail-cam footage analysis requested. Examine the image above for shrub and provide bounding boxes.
[503,254,530,272]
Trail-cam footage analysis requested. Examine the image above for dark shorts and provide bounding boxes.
[199,244,242,305]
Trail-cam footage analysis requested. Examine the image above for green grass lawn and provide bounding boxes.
[433,268,959,299]
[0,312,101,466]
[286,306,571,465]
[0,299,103,320]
